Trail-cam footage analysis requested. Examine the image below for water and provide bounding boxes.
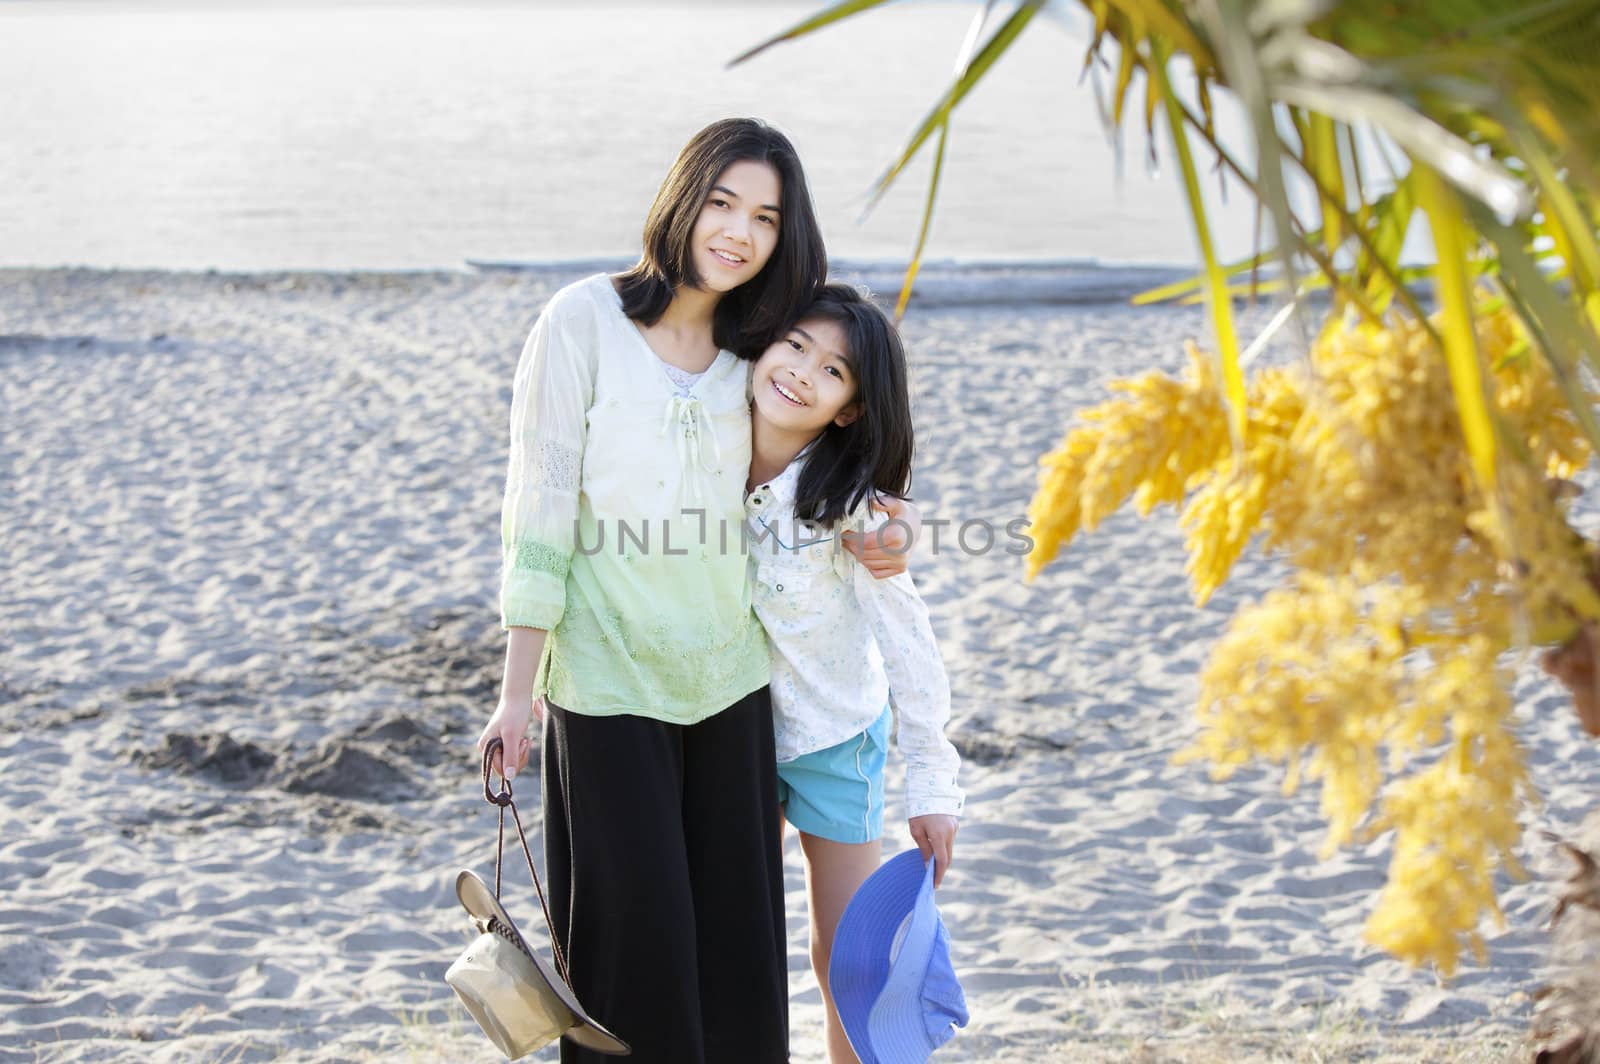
[0,0,1262,272]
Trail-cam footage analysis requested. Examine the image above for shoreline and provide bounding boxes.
[0,259,1202,310]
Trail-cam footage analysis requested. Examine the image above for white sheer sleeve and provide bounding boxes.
[499,297,594,630]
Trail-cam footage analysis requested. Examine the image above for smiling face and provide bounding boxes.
[751,316,860,438]
[689,159,783,294]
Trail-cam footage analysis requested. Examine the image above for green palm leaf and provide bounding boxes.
[1419,165,1499,493]
[726,0,894,67]
[894,121,952,322]
[856,1,1047,211]
[1478,205,1600,455]
[1152,38,1246,444]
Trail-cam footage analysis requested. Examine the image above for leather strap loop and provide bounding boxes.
[481,737,570,984]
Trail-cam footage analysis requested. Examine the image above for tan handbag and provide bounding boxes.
[446,739,630,1059]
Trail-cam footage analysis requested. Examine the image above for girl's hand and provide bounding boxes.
[475,696,543,781]
[841,496,923,578]
[909,814,959,887]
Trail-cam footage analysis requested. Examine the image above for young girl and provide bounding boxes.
[475,120,917,1064]
[744,284,963,1064]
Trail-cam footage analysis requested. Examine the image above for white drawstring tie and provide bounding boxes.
[660,395,723,498]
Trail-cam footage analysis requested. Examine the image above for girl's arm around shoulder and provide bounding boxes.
[840,494,922,579]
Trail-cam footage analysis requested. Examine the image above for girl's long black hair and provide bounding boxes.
[791,284,914,528]
[615,118,827,358]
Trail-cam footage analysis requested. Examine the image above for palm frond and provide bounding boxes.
[1419,165,1498,494]
[1478,205,1600,454]
[894,121,952,322]
[859,1,1048,213]
[726,0,895,67]
[1153,38,1245,445]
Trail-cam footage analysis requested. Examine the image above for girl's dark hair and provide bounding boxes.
[791,284,915,527]
[616,118,827,358]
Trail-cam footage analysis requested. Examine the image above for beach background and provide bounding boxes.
[3,2,1597,1062]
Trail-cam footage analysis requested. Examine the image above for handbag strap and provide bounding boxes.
[481,738,571,986]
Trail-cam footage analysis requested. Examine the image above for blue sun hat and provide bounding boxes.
[829,850,969,1064]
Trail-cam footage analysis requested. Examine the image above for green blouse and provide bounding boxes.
[499,274,768,723]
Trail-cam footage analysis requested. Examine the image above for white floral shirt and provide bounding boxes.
[745,458,964,819]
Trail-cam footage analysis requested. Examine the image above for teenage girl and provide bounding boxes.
[744,284,963,1064]
[476,120,916,1064]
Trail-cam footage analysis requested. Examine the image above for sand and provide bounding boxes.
[3,266,1597,1063]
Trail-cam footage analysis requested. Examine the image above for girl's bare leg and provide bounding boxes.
[798,832,882,1064]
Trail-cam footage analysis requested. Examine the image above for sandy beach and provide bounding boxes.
[3,266,1597,1062]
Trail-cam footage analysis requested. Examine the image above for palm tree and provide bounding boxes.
[735,0,1600,1036]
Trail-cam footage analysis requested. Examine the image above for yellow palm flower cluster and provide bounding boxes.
[1363,640,1527,976]
[1278,316,1486,601]
[1025,341,1230,581]
[1465,459,1600,642]
[1181,367,1304,604]
[1026,307,1596,972]
[1181,575,1425,854]
[1479,307,1590,480]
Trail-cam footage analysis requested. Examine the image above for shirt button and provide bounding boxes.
[776,583,784,591]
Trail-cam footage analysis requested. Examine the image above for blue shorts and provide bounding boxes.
[775,705,891,844]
